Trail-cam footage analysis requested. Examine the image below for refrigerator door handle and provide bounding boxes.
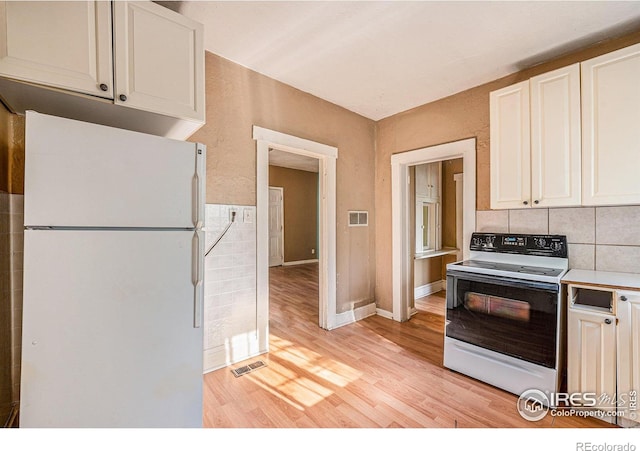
[192,175,201,229]
[193,144,206,229]
[192,231,204,328]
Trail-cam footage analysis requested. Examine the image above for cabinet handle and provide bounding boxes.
[605,318,612,324]
[620,296,628,302]
[523,200,529,205]
[534,200,540,204]
[119,94,127,102]
[99,83,108,92]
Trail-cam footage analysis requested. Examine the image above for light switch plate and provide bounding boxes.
[243,208,254,224]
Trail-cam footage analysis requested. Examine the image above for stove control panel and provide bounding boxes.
[470,233,567,257]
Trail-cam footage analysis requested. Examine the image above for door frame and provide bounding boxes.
[254,126,338,341]
[391,138,476,322]
[268,186,284,267]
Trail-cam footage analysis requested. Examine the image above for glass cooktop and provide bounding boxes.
[453,260,565,277]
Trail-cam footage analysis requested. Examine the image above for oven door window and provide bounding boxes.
[446,272,559,368]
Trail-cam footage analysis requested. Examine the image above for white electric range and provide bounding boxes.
[444,232,568,402]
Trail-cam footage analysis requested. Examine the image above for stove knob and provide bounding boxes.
[537,238,547,248]
[472,237,482,246]
[550,242,562,252]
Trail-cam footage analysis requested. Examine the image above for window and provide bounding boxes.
[414,162,441,253]
[416,199,439,252]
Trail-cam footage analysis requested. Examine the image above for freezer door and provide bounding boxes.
[20,230,204,427]
[24,111,205,228]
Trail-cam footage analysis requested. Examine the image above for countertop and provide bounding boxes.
[561,269,640,291]
[414,247,458,260]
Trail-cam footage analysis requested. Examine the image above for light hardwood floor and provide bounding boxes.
[203,263,611,428]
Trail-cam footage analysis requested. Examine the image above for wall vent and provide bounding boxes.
[348,211,368,227]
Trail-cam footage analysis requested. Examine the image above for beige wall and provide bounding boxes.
[0,106,24,195]
[375,30,640,312]
[269,165,318,263]
[442,158,463,248]
[190,52,377,312]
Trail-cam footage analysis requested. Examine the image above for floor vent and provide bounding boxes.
[231,360,267,378]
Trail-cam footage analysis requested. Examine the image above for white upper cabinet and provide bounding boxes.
[530,63,582,207]
[0,1,204,139]
[0,1,113,98]
[581,43,640,206]
[490,80,531,209]
[415,162,440,202]
[490,64,581,210]
[113,1,204,122]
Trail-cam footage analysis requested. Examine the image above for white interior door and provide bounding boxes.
[269,187,284,267]
[24,111,205,228]
[21,229,203,427]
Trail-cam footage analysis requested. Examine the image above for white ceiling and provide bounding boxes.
[166,1,640,121]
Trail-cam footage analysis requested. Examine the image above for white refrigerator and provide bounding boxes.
[20,111,205,427]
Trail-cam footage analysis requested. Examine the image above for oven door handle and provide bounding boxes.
[446,270,559,292]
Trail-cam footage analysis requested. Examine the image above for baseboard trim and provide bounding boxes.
[331,302,377,329]
[376,308,393,320]
[415,280,446,299]
[282,259,319,266]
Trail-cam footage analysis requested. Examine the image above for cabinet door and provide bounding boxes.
[567,307,617,412]
[415,164,429,198]
[490,80,531,209]
[415,162,440,202]
[582,43,640,206]
[0,1,113,98]
[113,1,204,121]
[530,63,581,208]
[617,290,640,426]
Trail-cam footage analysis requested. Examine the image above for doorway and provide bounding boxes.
[253,126,338,359]
[391,138,476,322]
[411,158,463,315]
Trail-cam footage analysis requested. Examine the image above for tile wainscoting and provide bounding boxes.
[0,193,24,426]
[203,204,258,373]
[477,206,640,272]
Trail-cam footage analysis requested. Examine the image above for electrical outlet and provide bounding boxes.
[229,209,237,222]
[311,248,315,255]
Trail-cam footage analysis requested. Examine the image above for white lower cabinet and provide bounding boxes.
[617,290,640,427]
[567,304,617,423]
[567,283,640,426]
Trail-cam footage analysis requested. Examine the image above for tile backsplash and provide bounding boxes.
[202,204,257,373]
[476,206,640,273]
[0,193,23,425]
